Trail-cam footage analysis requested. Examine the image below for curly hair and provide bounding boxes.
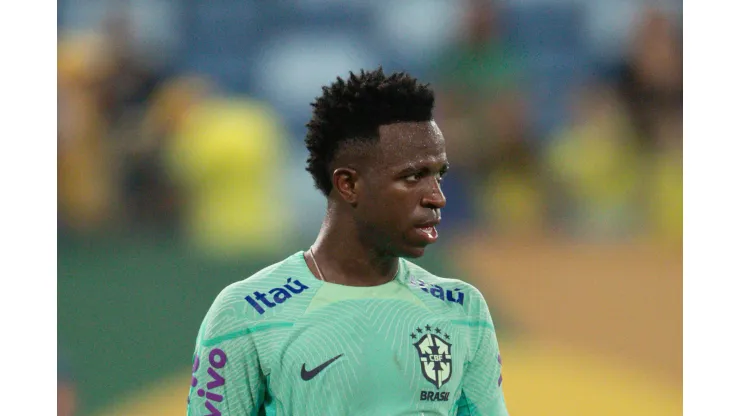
[305,67,435,196]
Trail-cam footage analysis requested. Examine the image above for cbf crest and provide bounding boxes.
[411,325,453,389]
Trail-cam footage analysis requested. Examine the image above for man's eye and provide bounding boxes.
[405,173,423,182]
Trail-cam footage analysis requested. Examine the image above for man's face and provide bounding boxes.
[354,120,448,258]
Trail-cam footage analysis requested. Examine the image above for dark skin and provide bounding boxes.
[303,120,449,287]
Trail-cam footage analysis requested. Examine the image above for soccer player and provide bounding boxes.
[187,68,508,415]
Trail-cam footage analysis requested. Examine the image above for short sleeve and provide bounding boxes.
[187,292,267,415]
[456,290,508,415]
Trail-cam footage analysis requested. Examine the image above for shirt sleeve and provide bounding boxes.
[456,292,509,416]
[187,302,267,415]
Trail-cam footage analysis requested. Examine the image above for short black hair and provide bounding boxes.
[305,67,435,196]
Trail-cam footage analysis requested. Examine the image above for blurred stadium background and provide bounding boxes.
[57,0,682,415]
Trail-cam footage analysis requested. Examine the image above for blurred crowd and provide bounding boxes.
[433,0,681,244]
[58,0,683,256]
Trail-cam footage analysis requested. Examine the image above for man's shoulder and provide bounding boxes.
[199,252,312,340]
[401,259,488,311]
[210,252,300,298]
[402,258,483,292]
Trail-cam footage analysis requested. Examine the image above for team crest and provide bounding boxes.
[411,326,453,389]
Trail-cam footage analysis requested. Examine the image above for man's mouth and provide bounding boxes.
[414,223,439,243]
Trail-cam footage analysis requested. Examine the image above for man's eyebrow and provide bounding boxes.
[396,164,421,174]
[395,161,450,175]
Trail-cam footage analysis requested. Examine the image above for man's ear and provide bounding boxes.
[333,167,360,205]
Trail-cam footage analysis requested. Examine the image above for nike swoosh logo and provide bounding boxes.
[300,354,344,381]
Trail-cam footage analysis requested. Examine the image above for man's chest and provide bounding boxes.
[260,301,473,411]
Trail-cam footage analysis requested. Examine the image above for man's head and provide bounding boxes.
[305,68,448,258]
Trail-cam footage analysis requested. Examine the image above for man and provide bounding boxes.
[187,68,508,415]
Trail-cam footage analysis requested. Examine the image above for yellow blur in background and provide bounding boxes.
[163,96,291,257]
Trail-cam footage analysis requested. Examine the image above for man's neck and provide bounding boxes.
[306,214,399,287]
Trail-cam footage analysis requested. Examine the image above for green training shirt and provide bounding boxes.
[187,251,508,415]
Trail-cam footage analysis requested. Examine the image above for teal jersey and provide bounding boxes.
[187,252,508,415]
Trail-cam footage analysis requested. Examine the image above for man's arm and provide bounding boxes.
[187,292,266,415]
[456,290,508,415]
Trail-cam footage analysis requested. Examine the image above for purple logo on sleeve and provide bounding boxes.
[497,353,503,387]
[189,348,228,415]
[191,355,200,387]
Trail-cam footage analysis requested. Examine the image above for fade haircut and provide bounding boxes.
[305,67,435,196]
